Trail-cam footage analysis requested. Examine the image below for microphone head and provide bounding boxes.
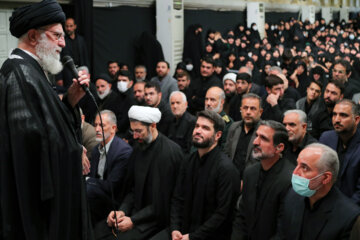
[61,55,74,66]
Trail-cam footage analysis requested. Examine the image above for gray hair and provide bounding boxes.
[306,143,339,183]
[269,66,282,74]
[169,91,187,103]
[77,66,89,74]
[239,66,252,76]
[135,65,147,72]
[284,109,307,124]
[98,110,117,125]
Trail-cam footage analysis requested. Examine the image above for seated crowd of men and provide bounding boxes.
[63,17,360,240]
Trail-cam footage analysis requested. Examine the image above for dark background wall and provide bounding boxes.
[92,6,156,76]
[67,5,339,76]
[265,11,299,23]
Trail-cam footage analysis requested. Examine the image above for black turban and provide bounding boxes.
[9,0,66,38]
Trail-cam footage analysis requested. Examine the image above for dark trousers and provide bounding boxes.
[93,221,168,240]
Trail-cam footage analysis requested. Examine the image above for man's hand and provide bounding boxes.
[117,216,133,232]
[266,93,280,107]
[172,230,183,240]
[82,146,90,175]
[67,70,90,107]
[106,211,125,227]
[181,234,190,240]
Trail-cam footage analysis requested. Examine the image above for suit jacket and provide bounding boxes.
[231,158,295,240]
[87,136,132,200]
[82,121,97,160]
[319,129,360,204]
[277,188,360,240]
[296,97,325,133]
[224,120,260,163]
[261,95,296,122]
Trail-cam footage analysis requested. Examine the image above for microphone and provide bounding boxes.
[61,55,90,93]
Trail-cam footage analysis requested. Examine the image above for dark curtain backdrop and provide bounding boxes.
[75,0,94,73]
[93,6,156,76]
[265,12,299,23]
[184,9,245,42]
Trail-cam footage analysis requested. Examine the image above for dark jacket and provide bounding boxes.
[261,95,296,122]
[88,136,132,201]
[277,187,360,240]
[171,146,240,240]
[284,133,317,165]
[168,111,196,154]
[296,97,326,133]
[189,74,222,113]
[320,129,360,204]
[231,158,295,240]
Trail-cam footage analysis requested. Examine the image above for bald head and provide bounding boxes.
[205,87,225,113]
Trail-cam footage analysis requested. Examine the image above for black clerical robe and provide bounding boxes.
[120,133,183,234]
[171,146,240,240]
[0,48,92,239]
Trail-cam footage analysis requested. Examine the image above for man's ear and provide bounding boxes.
[27,29,38,46]
[275,143,285,153]
[215,131,222,141]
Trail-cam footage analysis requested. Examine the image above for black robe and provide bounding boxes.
[0,48,92,239]
[171,146,240,240]
[120,133,183,233]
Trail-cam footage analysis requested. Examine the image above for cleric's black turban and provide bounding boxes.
[9,0,66,38]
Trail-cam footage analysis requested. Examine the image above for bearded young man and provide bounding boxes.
[167,110,239,240]
[0,0,92,239]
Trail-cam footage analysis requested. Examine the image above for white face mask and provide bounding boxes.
[97,87,111,100]
[253,26,258,31]
[117,81,128,93]
[186,64,193,71]
[349,34,355,40]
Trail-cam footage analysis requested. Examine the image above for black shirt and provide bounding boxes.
[233,124,255,179]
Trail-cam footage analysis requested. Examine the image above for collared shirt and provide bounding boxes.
[97,136,114,179]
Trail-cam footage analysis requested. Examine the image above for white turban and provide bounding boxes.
[223,73,237,84]
[128,106,162,124]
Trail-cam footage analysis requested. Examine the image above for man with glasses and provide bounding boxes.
[0,0,92,239]
[94,106,183,240]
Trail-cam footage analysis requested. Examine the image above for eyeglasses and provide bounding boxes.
[38,28,65,41]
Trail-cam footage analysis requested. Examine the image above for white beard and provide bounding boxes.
[35,33,63,75]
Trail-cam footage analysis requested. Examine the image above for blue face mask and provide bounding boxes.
[291,173,324,197]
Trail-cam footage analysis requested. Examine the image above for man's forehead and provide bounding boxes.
[334,103,352,113]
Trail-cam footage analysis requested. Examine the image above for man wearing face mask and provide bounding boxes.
[277,143,360,239]
[114,70,135,136]
[94,106,183,240]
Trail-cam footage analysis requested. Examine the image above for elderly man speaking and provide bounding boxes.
[0,0,92,239]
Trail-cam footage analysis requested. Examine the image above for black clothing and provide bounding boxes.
[156,100,175,136]
[9,0,66,38]
[278,187,360,240]
[296,97,326,133]
[94,134,184,240]
[0,48,92,239]
[189,74,222,113]
[171,146,240,240]
[285,86,302,102]
[284,133,317,165]
[58,34,89,89]
[168,111,196,154]
[233,124,255,179]
[113,87,135,137]
[231,158,295,240]
[261,95,296,122]
[310,107,333,139]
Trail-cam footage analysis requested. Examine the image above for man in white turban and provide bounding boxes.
[94,105,184,240]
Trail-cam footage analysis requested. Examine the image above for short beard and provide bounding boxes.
[192,134,215,148]
[35,33,63,74]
